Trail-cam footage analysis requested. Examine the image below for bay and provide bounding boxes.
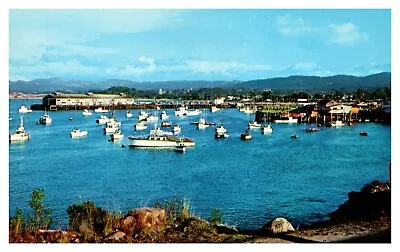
[8,99,391,230]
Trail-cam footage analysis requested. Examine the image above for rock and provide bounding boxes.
[264,218,295,234]
[103,231,127,243]
[123,207,166,231]
[215,223,239,234]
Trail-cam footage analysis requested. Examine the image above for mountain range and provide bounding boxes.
[9,72,390,93]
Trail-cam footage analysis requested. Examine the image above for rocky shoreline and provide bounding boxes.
[9,180,391,243]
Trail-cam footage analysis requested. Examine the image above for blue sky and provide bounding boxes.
[9,9,391,82]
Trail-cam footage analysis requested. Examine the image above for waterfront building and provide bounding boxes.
[42,92,135,110]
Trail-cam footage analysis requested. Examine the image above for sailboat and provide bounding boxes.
[9,115,31,142]
[39,109,52,125]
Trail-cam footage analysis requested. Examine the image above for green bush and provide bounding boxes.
[210,208,223,225]
[27,189,53,231]
[154,196,192,222]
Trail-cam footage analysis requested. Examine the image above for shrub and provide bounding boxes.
[210,208,223,225]
[27,189,53,231]
[10,208,25,236]
[154,196,192,222]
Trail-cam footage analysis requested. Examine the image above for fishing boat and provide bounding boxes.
[275,116,298,123]
[160,111,169,120]
[82,109,92,116]
[70,128,88,138]
[248,121,262,129]
[161,121,172,127]
[210,106,220,113]
[134,121,148,131]
[184,109,202,116]
[94,107,109,113]
[172,124,182,134]
[9,115,30,142]
[96,115,109,124]
[215,124,227,134]
[174,106,188,117]
[104,121,118,134]
[128,128,195,148]
[240,130,252,140]
[18,105,32,113]
[39,110,52,125]
[261,125,273,134]
[111,129,124,141]
[126,111,133,118]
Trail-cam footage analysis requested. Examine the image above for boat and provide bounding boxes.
[184,109,202,116]
[39,110,52,125]
[240,130,252,140]
[215,124,227,134]
[145,115,158,122]
[128,128,195,148]
[161,121,172,127]
[149,127,173,136]
[174,106,188,117]
[160,111,169,120]
[291,134,298,139]
[126,111,133,118]
[68,117,73,121]
[9,115,30,142]
[210,106,220,113]
[215,132,229,139]
[70,128,88,138]
[305,127,320,133]
[82,109,92,116]
[172,124,182,134]
[96,115,109,124]
[174,139,187,153]
[104,121,118,134]
[108,117,121,127]
[9,117,12,121]
[138,111,149,121]
[111,129,124,141]
[360,132,368,136]
[134,121,148,131]
[261,125,273,134]
[248,121,262,129]
[331,120,344,127]
[243,107,255,114]
[275,116,298,123]
[197,117,210,129]
[94,107,109,113]
[18,105,32,113]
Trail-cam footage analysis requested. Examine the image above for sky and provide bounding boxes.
[9,8,391,82]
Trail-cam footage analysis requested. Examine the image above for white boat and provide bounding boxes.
[210,106,220,113]
[129,131,195,148]
[215,124,227,134]
[160,111,169,120]
[9,117,12,121]
[94,107,109,113]
[104,121,118,134]
[184,109,202,116]
[172,124,182,134]
[197,117,210,129]
[174,106,188,117]
[18,105,32,113]
[331,120,345,127]
[275,116,298,123]
[149,127,174,136]
[262,125,273,134]
[134,121,148,131]
[111,129,124,141]
[138,111,149,121]
[161,121,172,127]
[82,109,92,116]
[96,115,109,124]
[126,111,133,118]
[108,117,121,127]
[39,111,52,125]
[9,115,30,142]
[248,121,262,129]
[70,128,88,138]
[146,115,158,122]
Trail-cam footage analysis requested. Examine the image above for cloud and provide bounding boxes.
[294,62,318,71]
[106,56,157,76]
[185,60,272,75]
[275,14,315,35]
[328,23,368,45]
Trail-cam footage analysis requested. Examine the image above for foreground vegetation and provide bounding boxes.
[9,180,391,243]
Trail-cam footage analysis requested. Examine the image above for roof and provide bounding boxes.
[44,92,128,99]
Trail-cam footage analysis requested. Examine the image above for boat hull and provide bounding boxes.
[129,137,195,148]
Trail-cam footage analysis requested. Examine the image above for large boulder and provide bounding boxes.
[264,218,295,234]
[121,207,166,232]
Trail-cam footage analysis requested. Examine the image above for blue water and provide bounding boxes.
[9,100,391,230]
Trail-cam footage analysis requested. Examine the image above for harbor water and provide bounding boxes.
[8,100,391,230]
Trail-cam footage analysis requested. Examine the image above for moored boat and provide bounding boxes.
[94,107,109,113]
[111,129,124,141]
[104,121,118,134]
[39,111,52,125]
[161,121,172,127]
[172,124,182,134]
[174,106,188,117]
[248,121,262,129]
[210,106,220,113]
[331,120,344,127]
[261,125,273,134]
[9,115,30,142]
[128,131,195,148]
[82,109,92,116]
[18,105,32,113]
[134,121,148,131]
[275,116,298,123]
[305,127,320,133]
[184,109,202,116]
[197,117,210,129]
[360,132,368,136]
[96,115,109,124]
[160,111,169,120]
[174,139,187,153]
[240,130,252,140]
[215,124,227,134]
[126,111,133,118]
[291,134,298,139]
[70,128,88,138]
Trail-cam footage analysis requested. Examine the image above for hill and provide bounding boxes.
[9,72,390,93]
